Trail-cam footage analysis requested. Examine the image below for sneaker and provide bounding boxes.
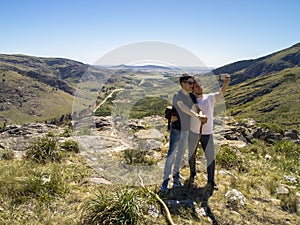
[160,179,169,192]
[173,177,184,187]
[187,176,195,188]
[177,173,185,180]
[173,172,185,181]
[207,181,218,191]
[190,175,195,184]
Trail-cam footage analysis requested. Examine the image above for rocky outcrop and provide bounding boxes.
[222,117,299,144]
[0,123,65,154]
[2,116,299,155]
[1,115,299,188]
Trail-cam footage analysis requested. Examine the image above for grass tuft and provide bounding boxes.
[81,189,145,225]
[25,136,61,164]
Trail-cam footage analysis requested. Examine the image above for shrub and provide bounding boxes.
[272,140,299,173]
[274,140,299,159]
[1,148,14,160]
[60,139,80,153]
[46,131,56,137]
[81,189,144,225]
[216,145,242,170]
[123,149,148,165]
[25,136,61,164]
[62,127,73,137]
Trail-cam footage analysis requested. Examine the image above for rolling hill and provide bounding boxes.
[213,43,300,131]
[213,43,300,85]
[0,54,132,126]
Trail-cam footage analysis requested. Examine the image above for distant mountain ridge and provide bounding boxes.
[213,43,300,84]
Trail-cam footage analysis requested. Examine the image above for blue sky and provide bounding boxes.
[0,0,299,67]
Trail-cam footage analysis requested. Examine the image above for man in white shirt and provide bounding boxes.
[188,74,230,190]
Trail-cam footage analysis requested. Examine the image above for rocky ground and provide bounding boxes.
[1,116,299,224]
[1,115,298,186]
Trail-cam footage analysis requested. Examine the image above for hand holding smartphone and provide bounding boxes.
[219,73,230,83]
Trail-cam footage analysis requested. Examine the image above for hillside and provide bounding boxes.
[0,54,119,126]
[225,66,300,132]
[0,116,299,225]
[0,54,88,126]
[210,43,300,132]
[0,69,74,125]
[213,43,300,85]
[0,54,89,93]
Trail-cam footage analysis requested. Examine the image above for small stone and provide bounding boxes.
[195,206,207,217]
[218,170,238,179]
[283,175,297,184]
[265,154,272,160]
[148,205,159,218]
[275,185,289,195]
[90,177,111,185]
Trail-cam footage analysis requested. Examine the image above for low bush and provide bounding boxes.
[25,136,61,164]
[1,148,14,160]
[60,139,80,153]
[0,162,67,205]
[216,145,243,170]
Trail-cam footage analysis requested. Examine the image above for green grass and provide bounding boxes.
[0,148,15,160]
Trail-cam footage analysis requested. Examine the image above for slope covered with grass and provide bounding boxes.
[225,66,300,132]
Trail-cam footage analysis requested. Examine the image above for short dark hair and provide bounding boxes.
[179,73,193,84]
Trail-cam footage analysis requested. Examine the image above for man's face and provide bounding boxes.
[181,78,194,92]
[193,82,203,95]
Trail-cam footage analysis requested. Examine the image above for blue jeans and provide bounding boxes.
[163,128,180,181]
[163,129,189,181]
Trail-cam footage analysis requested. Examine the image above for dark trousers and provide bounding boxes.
[188,133,215,183]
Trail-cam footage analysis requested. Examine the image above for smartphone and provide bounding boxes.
[219,74,227,81]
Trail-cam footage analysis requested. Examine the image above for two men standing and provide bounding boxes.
[160,73,230,192]
[160,74,207,191]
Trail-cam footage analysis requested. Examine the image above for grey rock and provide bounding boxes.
[225,189,246,209]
